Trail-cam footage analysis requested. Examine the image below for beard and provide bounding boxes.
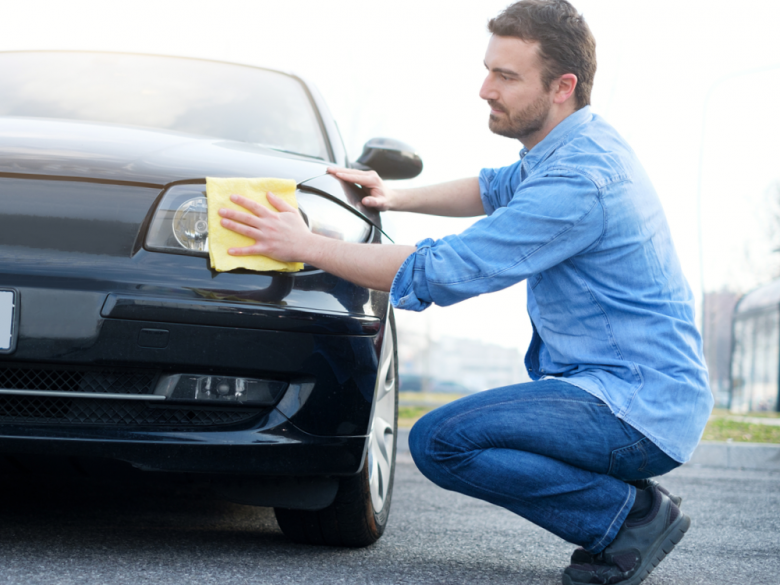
[487,92,552,141]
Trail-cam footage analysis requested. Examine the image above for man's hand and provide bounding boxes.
[328,168,484,218]
[327,167,397,211]
[219,193,313,262]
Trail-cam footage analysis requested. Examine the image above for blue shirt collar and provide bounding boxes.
[519,106,593,171]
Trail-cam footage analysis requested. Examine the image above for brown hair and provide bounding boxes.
[488,0,596,109]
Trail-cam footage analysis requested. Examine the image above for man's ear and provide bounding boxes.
[553,73,578,104]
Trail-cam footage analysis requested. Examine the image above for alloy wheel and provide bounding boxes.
[367,328,397,513]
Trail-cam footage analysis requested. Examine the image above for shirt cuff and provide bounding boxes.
[389,239,434,312]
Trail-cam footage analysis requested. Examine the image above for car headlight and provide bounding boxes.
[146,183,372,260]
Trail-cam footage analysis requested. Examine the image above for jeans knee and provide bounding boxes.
[408,414,431,466]
[408,409,447,477]
[410,408,473,487]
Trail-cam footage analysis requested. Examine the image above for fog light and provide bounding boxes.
[154,374,286,406]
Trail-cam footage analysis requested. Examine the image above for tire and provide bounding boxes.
[275,311,398,547]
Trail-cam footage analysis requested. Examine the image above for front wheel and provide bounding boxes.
[275,312,398,547]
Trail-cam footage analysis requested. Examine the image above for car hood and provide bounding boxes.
[0,116,330,187]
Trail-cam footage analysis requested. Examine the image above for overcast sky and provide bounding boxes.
[2,0,779,352]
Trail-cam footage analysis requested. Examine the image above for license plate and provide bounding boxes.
[0,289,18,353]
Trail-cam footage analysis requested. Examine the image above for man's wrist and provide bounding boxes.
[299,232,332,268]
[385,189,402,212]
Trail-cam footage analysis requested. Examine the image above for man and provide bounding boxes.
[218,1,712,583]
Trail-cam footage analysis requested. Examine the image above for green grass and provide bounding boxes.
[398,392,467,428]
[702,418,780,443]
[399,406,432,428]
[399,391,470,404]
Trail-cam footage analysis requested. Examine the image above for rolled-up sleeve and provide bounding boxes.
[479,167,500,216]
[389,239,435,312]
[479,157,524,215]
[390,170,604,310]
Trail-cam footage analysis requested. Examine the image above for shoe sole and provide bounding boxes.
[562,513,691,585]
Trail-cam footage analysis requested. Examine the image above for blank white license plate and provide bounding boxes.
[0,290,15,351]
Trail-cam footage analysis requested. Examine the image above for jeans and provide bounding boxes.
[408,379,681,553]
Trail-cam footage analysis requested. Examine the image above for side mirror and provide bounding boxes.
[352,138,423,180]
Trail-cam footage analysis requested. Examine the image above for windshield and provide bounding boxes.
[0,52,329,160]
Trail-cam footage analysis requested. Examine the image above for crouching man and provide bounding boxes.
[218,1,712,582]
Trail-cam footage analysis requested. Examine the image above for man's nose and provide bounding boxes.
[479,75,498,101]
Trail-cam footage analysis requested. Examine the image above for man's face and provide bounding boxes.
[479,35,554,143]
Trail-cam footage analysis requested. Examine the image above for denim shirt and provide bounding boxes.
[390,106,712,463]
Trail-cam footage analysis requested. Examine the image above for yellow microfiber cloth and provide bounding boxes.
[206,177,304,273]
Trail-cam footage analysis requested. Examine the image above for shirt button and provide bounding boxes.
[540,369,545,373]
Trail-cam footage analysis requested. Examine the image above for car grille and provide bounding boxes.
[0,395,260,427]
[0,366,157,395]
[0,366,262,428]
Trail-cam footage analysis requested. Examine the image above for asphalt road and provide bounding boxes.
[0,454,778,585]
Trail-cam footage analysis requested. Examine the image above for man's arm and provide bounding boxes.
[327,168,484,218]
[304,237,414,291]
[218,193,415,291]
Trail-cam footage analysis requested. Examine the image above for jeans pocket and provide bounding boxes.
[607,438,650,481]
[608,437,680,481]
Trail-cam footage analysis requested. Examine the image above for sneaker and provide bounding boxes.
[562,486,690,585]
[569,480,681,565]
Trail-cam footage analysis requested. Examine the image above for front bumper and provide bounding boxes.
[0,409,367,476]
